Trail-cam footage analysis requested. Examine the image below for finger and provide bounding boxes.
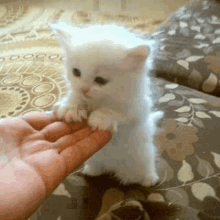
[40,119,88,142]
[53,127,93,151]
[60,130,112,175]
[20,111,58,130]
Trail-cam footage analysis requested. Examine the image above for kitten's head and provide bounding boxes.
[51,23,151,102]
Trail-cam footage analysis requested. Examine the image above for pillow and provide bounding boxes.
[149,0,220,97]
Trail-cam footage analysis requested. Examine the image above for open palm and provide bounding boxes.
[0,111,112,220]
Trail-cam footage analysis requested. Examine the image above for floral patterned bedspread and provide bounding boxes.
[152,77,220,212]
[149,0,220,97]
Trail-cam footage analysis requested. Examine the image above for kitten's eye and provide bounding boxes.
[94,77,108,86]
[72,68,81,77]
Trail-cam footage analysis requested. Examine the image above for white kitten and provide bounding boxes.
[51,22,163,187]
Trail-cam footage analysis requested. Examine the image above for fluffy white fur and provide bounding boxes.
[51,22,163,187]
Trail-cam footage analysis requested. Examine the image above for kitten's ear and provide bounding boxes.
[50,22,73,49]
[121,45,149,71]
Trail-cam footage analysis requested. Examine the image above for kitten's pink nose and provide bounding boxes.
[81,88,89,96]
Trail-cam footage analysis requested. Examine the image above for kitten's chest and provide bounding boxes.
[85,98,115,112]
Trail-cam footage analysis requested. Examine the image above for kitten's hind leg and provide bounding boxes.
[114,165,159,187]
[114,143,160,187]
[82,163,105,176]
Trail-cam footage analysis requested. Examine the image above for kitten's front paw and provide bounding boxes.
[53,102,87,123]
[142,174,159,187]
[88,111,118,133]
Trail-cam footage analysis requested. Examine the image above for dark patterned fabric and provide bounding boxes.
[149,0,220,97]
[97,197,220,220]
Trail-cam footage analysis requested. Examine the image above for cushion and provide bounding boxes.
[152,77,220,215]
[149,0,220,97]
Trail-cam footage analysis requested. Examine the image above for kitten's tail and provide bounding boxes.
[151,111,164,124]
[147,110,164,140]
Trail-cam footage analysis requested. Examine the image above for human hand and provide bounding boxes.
[0,111,112,220]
